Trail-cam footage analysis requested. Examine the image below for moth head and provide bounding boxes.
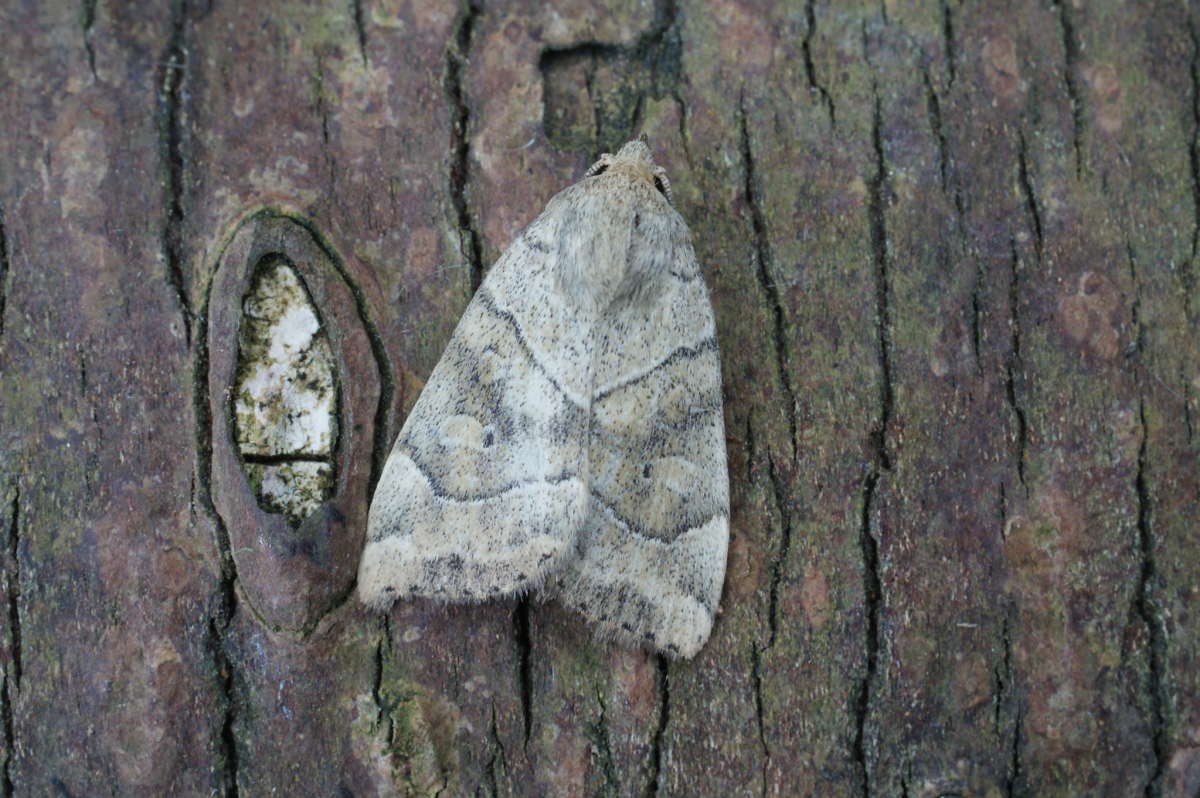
[585,153,616,178]
[651,167,673,204]
[585,139,674,204]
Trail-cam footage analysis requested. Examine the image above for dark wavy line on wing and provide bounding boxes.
[593,335,719,402]
[587,488,724,545]
[520,229,552,254]
[398,445,581,503]
[589,397,723,454]
[474,288,589,408]
[586,491,724,613]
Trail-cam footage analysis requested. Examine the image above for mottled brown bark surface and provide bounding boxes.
[0,0,1197,796]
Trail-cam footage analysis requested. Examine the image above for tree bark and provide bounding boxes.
[1,0,1197,795]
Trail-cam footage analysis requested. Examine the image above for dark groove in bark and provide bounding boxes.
[764,454,793,648]
[2,486,19,798]
[1006,240,1027,487]
[750,644,770,797]
[970,289,983,374]
[923,68,950,197]
[3,489,19,691]
[671,91,694,172]
[588,692,621,795]
[372,624,385,724]
[239,452,331,466]
[313,58,340,200]
[850,82,892,798]
[350,0,368,65]
[513,597,533,746]
[0,204,9,340]
[1,669,11,798]
[81,0,97,78]
[993,613,1012,738]
[744,416,756,492]
[207,609,239,798]
[1188,20,1200,279]
[446,0,484,292]
[803,0,836,125]
[1017,133,1043,266]
[738,95,798,464]
[868,93,894,471]
[1134,398,1166,798]
[158,0,192,344]
[486,701,508,796]
[854,473,882,798]
[1005,707,1023,798]
[940,0,957,86]
[645,655,669,798]
[193,227,244,798]
[1054,0,1084,177]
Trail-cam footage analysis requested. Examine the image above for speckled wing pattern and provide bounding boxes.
[359,140,729,658]
[550,211,728,659]
[358,209,593,604]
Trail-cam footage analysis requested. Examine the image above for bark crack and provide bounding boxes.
[207,607,239,798]
[868,93,894,471]
[923,68,951,199]
[670,91,694,172]
[1054,0,1084,177]
[764,453,793,648]
[0,203,9,341]
[750,644,770,797]
[645,655,669,798]
[349,0,368,65]
[446,0,484,292]
[993,614,1012,739]
[513,597,533,747]
[4,487,21,694]
[1005,706,1023,798]
[802,0,836,125]
[1,669,11,798]
[1005,240,1027,487]
[854,473,882,798]
[853,83,892,798]
[372,623,386,728]
[2,485,20,798]
[193,226,244,798]
[158,0,193,344]
[1134,400,1166,798]
[1133,320,1166,798]
[738,94,799,464]
[991,605,1022,797]
[1188,19,1200,284]
[81,0,97,78]
[940,0,957,86]
[587,690,621,795]
[1017,133,1043,267]
[486,700,509,796]
[313,57,340,205]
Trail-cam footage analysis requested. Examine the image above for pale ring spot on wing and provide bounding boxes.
[438,415,491,450]
[650,456,702,496]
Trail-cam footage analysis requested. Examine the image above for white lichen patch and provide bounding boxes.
[234,257,338,525]
[245,461,335,523]
[235,259,337,455]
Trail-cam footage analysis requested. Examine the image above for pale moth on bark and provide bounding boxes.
[359,140,729,658]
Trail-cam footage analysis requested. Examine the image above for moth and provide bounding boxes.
[358,140,729,658]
